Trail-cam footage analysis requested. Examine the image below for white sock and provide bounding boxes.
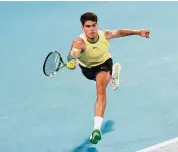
[93,116,103,131]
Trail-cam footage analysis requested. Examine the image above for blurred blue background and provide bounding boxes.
[0,1,178,152]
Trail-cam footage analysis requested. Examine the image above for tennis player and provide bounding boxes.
[66,12,150,144]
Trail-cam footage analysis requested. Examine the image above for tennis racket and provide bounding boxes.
[43,50,67,76]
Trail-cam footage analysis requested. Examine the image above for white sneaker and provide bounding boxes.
[110,63,121,90]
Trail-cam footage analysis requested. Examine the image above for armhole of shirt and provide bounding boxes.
[99,30,110,46]
[79,33,86,42]
[99,30,109,41]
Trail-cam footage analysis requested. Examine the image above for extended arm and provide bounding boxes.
[103,29,150,40]
[67,37,85,70]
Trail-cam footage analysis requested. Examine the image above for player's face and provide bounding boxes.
[82,21,98,39]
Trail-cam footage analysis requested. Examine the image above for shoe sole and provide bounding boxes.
[112,63,121,79]
[110,63,121,90]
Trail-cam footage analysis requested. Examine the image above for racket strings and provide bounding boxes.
[43,51,62,76]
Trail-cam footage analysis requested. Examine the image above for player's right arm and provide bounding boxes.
[67,37,85,70]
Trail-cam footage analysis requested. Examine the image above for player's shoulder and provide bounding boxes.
[72,37,85,49]
[101,29,112,35]
[100,29,113,40]
[76,37,85,43]
[73,37,85,45]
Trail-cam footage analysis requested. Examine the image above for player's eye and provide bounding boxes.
[92,24,96,27]
[85,25,91,28]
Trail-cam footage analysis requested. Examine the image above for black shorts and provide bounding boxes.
[79,58,113,81]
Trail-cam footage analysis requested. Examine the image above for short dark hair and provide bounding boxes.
[80,12,98,26]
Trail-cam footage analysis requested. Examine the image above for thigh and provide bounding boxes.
[95,58,113,96]
[96,71,111,97]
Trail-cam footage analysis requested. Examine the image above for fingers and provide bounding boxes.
[146,31,150,38]
[140,29,150,38]
[142,30,150,38]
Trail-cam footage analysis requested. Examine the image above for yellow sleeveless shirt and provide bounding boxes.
[77,30,111,68]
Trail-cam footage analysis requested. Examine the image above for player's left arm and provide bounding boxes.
[103,29,150,40]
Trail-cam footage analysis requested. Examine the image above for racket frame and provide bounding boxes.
[43,50,67,76]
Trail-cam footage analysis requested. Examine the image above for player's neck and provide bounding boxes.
[87,34,99,44]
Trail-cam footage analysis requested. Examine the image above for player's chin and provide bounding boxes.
[88,35,97,39]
